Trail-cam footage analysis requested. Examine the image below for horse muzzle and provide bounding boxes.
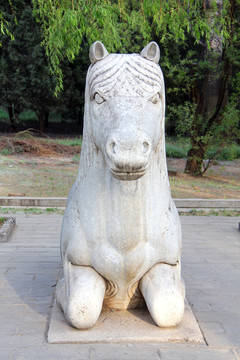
[105,135,151,181]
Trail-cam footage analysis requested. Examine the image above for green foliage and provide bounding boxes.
[0,144,23,156]
[1,0,240,175]
[0,1,15,46]
[165,138,240,161]
[0,1,85,132]
[0,217,6,226]
[166,143,187,159]
[19,111,38,122]
[0,1,57,129]
[0,148,13,156]
[32,0,227,94]
[0,108,8,120]
[72,153,80,164]
[207,143,240,161]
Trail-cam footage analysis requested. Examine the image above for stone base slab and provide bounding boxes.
[48,299,204,344]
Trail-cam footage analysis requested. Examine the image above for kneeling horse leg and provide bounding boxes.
[139,263,185,327]
[56,264,106,329]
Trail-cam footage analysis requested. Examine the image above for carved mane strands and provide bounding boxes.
[88,54,164,98]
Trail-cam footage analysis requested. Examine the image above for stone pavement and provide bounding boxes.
[0,214,240,360]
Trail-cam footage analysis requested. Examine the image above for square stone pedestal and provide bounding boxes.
[48,299,204,344]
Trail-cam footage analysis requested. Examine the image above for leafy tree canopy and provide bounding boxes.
[1,0,239,175]
[0,0,15,45]
[0,0,57,130]
[32,0,233,94]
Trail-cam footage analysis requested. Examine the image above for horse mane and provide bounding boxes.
[89,54,164,97]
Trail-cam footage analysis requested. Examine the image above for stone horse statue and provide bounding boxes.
[56,41,185,329]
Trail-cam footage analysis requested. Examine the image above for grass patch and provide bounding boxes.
[72,153,81,164]
[50,137,82,147]
[0,217,6,226]
[1,207,239,217]
[0,207,64,215]
[179,209,240,216]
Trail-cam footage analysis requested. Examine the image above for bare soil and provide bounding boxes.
[167,158,240,199]
[0,137,239,198]
[0,136,80,156]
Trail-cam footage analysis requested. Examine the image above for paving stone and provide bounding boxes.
[12,344,240,360]
[0,304,26,316]
[200,321,240,347]
[1,214,240,359]
[12,345,103,360]
[0,332,45,348]
[236,348,240,359]
[160,347,239,360]
[0,348,13,360]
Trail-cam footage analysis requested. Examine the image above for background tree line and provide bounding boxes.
[0,0,240,175]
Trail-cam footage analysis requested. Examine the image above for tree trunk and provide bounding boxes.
[8,104,17,131]
[184,0,224,175]
[78,110,83,135]
[44,111,49,130]
[185,142,207,176]
[38,111,45,133]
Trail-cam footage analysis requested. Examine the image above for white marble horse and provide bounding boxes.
[56,41,185,329]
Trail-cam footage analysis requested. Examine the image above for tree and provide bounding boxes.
[0,0,15,46]
[0,0,57,132]
[183,0,240,175]
[30,1,240,174]
[32,1,213,92]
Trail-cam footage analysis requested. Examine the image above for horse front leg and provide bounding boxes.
[56,263,106,329]
[139,263,185,327]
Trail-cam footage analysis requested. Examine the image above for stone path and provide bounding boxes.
[0,214,240,359]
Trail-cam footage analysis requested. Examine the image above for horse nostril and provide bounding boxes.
[106,139,116,156]
[110,141,116,154]
[143,141,150,154]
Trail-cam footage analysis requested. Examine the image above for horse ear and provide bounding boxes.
[140,42,160,63]
[89,41,109,65]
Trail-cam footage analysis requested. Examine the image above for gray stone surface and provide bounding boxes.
[0,214,240,360]
[176,198,240,209]
[0,217,16,242]
[48,299,203,344]
[10,345,239,360]
[1,196,240,209]
[0,197,67,207]
[57,41,185,330]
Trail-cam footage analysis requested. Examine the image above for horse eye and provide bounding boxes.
[150,92,161,104]
[94,93,105,104]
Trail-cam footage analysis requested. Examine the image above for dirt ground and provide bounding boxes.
[0,154,78,197]
[167,158,240,199]
[0,134,239,198]
[0,152,239,198]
